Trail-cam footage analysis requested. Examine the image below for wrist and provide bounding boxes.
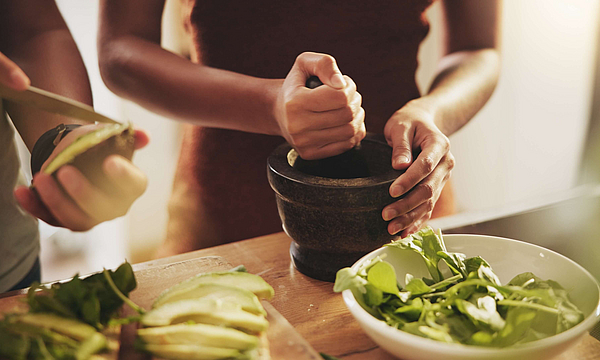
[404,96,449,135]
[264,79,285,137]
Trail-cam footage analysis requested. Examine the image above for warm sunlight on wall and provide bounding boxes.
[418,0,600,212]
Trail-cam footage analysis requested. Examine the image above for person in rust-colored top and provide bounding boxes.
[98,0,500,257]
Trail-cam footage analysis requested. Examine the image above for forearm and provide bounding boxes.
[99,36,282,136]
[0,2,92,150]
[416,48,500,136]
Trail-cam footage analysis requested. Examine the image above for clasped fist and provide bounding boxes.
[275,52,366,160]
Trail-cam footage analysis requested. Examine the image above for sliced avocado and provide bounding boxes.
[137,323,258,350]
[141,299,268,333]
[139,343,249,360]
[152,283,266,315]
[43,122,135,193]
[155,272,274,307]
[44,122,133,174]
[16,313,100,342]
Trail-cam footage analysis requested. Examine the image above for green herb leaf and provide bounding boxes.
[404,278,432,297]
[367,261,401,296]
[493,307,537,347]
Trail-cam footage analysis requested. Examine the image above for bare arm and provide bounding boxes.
[98,0,365,160]
[0,0,92,150]
[382,0,501,236]
[423,0,501,136]
[0,0,149,231]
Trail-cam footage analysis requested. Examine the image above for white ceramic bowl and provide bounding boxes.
[342,234,600,360]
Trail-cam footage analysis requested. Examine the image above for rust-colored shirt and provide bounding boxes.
[167,0,453,250]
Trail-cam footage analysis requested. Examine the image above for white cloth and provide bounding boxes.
[0,99,39,292]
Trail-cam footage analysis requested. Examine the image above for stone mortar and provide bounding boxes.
[267,133,403,282]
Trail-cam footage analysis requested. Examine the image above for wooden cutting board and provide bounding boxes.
[0,256,321,360]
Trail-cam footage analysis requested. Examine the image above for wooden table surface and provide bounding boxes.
[3,231,600,359]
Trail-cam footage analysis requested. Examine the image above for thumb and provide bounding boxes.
[0,52,29,91]
[292,52,347,89]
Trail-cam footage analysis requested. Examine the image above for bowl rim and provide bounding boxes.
[342,233,600,354]
[267,133,403,188]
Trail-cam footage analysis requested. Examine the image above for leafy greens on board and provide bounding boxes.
[333,227,584,347]
[0,262,137,359]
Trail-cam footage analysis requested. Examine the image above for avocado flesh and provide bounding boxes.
[137,323,258,350]
[142,299,269,333]
[139,343,249,360]
[152,283,266,315]
[44,122,133,175]
[155,272,274,307]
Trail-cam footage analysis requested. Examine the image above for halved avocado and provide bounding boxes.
[155,272,274,307]
[137,323,258,350]
[152,283,265,315]
[141,299,268,333]
[138,343,248,360]
[43,122,135,192]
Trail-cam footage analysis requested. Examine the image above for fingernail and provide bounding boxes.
[390,223,403,235]
[9,69,29,90]
[390,185,403,198]
[394,156,410,167]
[330,74,346,89]
[383,209,397,221]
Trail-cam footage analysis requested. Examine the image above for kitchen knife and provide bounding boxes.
[0,83,120,124]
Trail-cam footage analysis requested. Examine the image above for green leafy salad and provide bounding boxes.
[334,227,585,347]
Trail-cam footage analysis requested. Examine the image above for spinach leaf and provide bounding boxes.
[493,307,537,347]
[27,262,137,329]
[367,261,401,297]
[386,227,445,282]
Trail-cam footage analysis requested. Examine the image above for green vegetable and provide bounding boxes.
[27,262,137,329]
[141,298,269,333]
[334,226,584,347]
[0,262,138,360]
[154,271,274,308]
[137,323,259,350]
[320,353,341,360]
[136,343,249,360]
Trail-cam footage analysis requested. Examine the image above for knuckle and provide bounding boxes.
[340,106,354,123]
[296,52,310,63]
[425,199,435,212]
[421,156,436,173]
[439,134,451,148]
[446,153,456,169]
[418,183,435,198]
[340,123,357,139]
[317,54,336,68]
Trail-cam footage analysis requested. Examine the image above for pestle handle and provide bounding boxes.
[305,76,324,89]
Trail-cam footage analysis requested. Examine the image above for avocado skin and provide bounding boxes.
[66,128,135,193]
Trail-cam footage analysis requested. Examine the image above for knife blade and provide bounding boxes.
[0,83,120,124]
